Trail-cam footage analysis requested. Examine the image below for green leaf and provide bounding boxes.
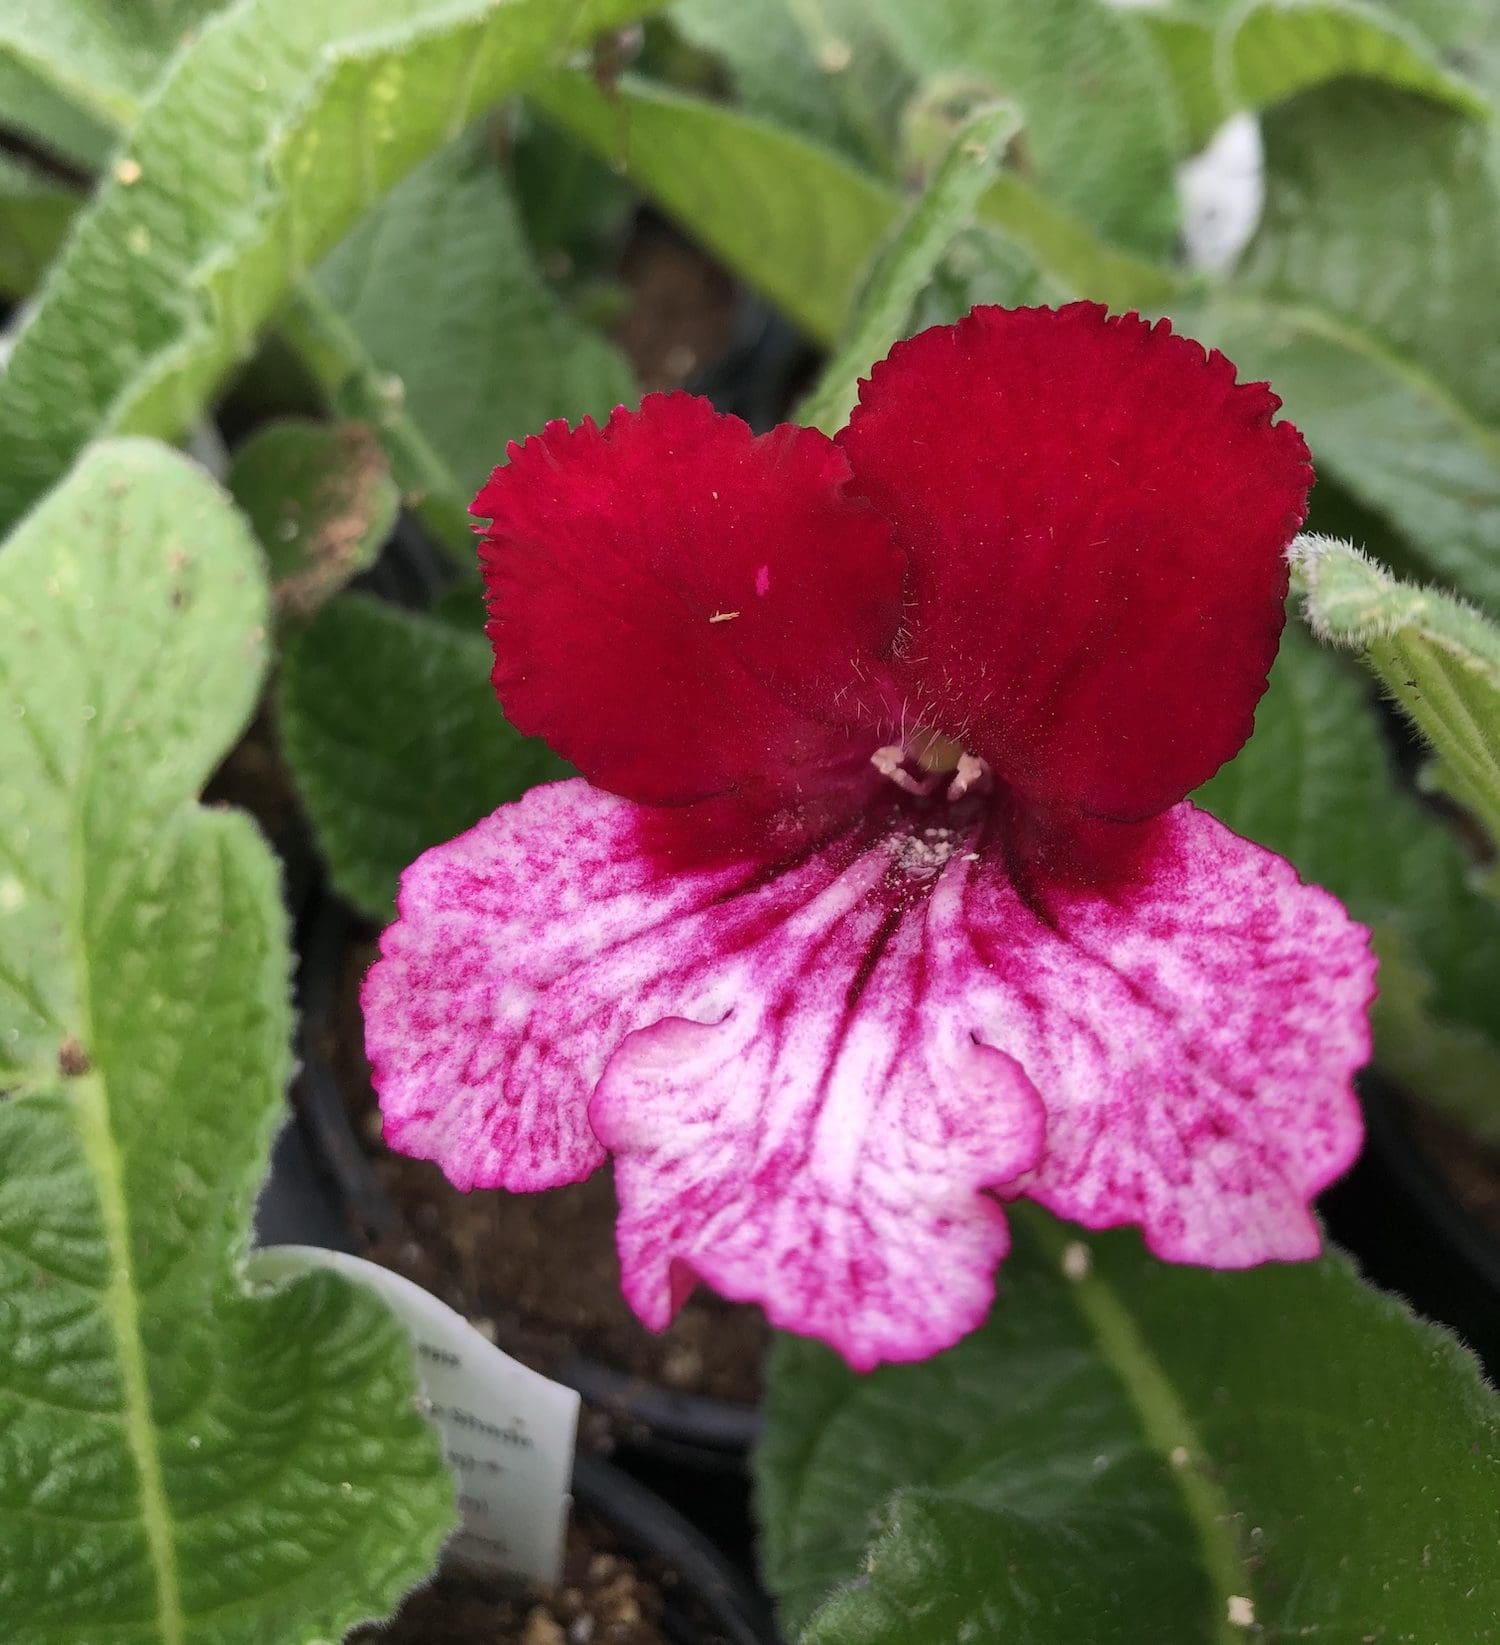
[759,1207,1500,1643]
[0,439,455,1645]
[670,0,913,170]
[0,1,177,129]
[0,0,662,535]
[1198,625,1500,1135]
[868,0,1185,258]
[279,594,569,918]
[299,134,634,552]
[0,154,79,299]
[532,70,899,344]
[0,51,115,170]
[1137,10,1228,151]
[1296,534,1500,857]
[532,72,1176,347]
[227,417,399,618]
[796,101,1017,434]
[1222,0,1491,120]
[1189,84,1500,608]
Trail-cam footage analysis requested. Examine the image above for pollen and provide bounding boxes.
[885,827,960,878]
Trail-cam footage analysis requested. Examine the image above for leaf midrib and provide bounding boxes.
[64,705,183,1641]
[70,1069,184,1645]
[1018,1208,1247,1645]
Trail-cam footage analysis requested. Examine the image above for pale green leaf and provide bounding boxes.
[1190,84,1500,608]
[1137,10,1227,151]
[531,70,898,343]
[532,72,1176,347]
[759,1207,1500,1644]
[0,0,177,127]
[0,0,662,534]
[868,0,1185,257]
[1198,626,1500,1135]
[227,417,399,619]
[1295,534,1500,856]
[279,594,569,918]
[797,102,1017,434]
[303,134,635,549]
[0,52,115,170]
[670,0,912,169]
[0,439,455,1645]
[1222,0,1491,120]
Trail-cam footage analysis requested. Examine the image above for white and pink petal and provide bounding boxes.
[364,780,1374,1371]
[364,780,1048,1367]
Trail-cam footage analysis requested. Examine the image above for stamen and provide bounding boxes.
[946,753,992,802]
[872,737,991,801]
[871,744,940,797]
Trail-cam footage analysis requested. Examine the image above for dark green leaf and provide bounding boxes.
[760,1207,1499,1643]
[279,594,569,918]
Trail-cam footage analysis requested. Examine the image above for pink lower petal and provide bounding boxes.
[365,779,1048,1365]
[365,780,1373,1370]
[992,803,1375,1264]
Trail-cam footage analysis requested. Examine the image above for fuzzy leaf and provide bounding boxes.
[0,439,455,1645]
[1222,0,1490,120]
[227,417,398,618]
[867,0,1185,258]
[298,135,634,551]
[670,0,913,168]
[279,594,569,918]
[0,0,662,534]
[1198,625,1500,1135]
[1191,83,1500,609]
[758,1207,1500,1644]
[1296,534,1500,856]
[532,72,1175,346]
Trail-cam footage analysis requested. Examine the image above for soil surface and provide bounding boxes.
[333,935,769,1405]
[354,1513,696,1644]
[1408,1103,1500,1242]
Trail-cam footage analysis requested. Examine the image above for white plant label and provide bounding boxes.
[254,1244,579,1584]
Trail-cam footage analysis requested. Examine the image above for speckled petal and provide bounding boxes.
[363,779,1048,1367]
[990,803,1376,1262]
[364,781,1373,1369]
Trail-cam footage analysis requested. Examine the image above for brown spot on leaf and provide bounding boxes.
[58,1036,91,1077]
[274,423,392,620]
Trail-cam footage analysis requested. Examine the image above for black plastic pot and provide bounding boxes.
[292,892,765,1475]
[573,1454,779,1645]
[1321,1078,1500,1377]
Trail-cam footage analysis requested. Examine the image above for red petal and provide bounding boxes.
[837,304,1313,821]
[477,394,905,808]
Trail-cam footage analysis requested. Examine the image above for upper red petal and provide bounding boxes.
[836,304,1313,821]
[476,393,905,808]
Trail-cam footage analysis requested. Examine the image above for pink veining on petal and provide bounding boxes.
[994,803,1376,1264]
[365,779,1048,1367]
[365,779,1373,1369]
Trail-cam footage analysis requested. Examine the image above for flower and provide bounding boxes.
[364,303,1375,1371]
